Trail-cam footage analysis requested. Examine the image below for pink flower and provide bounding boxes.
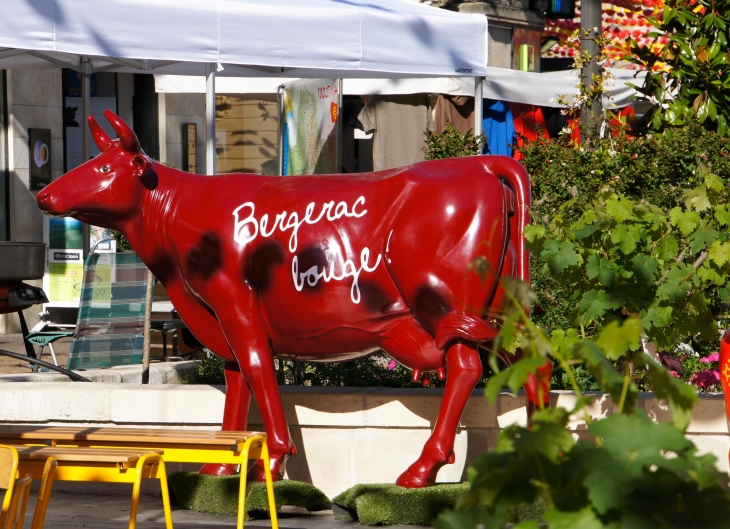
[387,360,397,371]
[692,369,720,389]
[668,370,681,379]
[700,353,720,364]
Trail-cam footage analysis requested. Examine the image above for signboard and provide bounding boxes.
[29,128,52,191]
[47,217,84,303]
[281,79,340,176]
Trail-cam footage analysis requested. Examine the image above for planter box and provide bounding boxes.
[0,384,726,499]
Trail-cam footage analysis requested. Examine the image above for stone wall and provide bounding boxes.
[0,385,726,499]
[1,69,64,333]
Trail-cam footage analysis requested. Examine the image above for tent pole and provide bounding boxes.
[580,0,602,136]
[206,63,216,175]
[474,76,484,145]
[81,56,91,258]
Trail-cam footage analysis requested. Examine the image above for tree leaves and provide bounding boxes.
[542,240,580,275]
[577,290,620,324]
[669,207,700,235]
[594,318,642,361]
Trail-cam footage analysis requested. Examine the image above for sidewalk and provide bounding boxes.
[23,489,424,528]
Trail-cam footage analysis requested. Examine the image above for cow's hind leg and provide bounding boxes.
[396,341,482,488]
[200,361,252,476]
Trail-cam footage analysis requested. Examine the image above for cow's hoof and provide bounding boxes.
[395,467,436,488]
[199,463,237,476]
[396,450,454,488]
[247,461,284,482]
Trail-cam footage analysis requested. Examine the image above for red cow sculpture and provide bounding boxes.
[37,110,550,488]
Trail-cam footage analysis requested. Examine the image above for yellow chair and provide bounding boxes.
[1,446,57,529]
[31,457,57,529]
[3,474,31,529]
[0,445,20,528]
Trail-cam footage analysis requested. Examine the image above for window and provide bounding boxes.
[215,95,279,175]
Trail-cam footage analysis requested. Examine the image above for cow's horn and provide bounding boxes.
[88,115,112,151]
[104,109,141,153]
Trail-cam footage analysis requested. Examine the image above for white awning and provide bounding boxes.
[154,67,647,108]
[0,0,488,78]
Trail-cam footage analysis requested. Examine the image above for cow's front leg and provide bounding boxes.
[200,361,252,476]
[396,341,482,488]
[213,303,294,481]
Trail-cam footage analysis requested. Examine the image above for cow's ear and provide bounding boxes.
[132,154,150,178]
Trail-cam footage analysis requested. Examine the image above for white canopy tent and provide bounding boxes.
[0,0,489,173]
[155,67,647,109]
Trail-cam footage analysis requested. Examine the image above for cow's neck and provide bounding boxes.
[122,165,205,275]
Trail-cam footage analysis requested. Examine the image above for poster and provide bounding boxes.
[48,262,84,302]
[49,218,83,250]
[47,218,84,303]
[281,79,340,175]
[29,128,52,190]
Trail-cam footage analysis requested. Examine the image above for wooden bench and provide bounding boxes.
[12,445,173,529]
[0,427,278,529]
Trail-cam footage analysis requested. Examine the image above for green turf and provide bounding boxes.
[167,472,331,519]
[332,483,549,526]
[333,483,472,526]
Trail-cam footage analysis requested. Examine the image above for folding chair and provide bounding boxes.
[0,445,19,528]
[31,457,57,529]
[3,474,31,529]
[26,250,196,370]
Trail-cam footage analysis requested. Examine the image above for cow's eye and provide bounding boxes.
[100,165,111,173]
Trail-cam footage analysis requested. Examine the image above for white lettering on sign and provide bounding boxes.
[292,248,382,304]
[232,196,381,304]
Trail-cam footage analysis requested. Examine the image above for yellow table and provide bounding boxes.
[13,445,173,529]
[0,426,278,529]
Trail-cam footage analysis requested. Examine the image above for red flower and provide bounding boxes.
[692,369,720,389]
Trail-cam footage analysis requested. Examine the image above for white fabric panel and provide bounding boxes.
[155,68,645,108]
[484,68,647,108]
[0,0,488,78]
[154,75,476,96]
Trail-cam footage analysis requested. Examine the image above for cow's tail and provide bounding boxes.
[434,156,531,350]
[496,156,531,286]
[719,330,730,425]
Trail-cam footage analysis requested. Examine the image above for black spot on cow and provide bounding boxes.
[247,241,284,294]
[141,168,158,190]
[295,245,329,293]
[413,286,452,335]
[359,280,393,314]
[187,232,223,280]
[147,251,176,283]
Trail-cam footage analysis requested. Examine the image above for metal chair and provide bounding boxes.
[0,446,57,529]
[25,249,194,371]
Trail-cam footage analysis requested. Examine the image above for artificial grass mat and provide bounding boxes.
[332,483,549,526]
[167,472,331,519]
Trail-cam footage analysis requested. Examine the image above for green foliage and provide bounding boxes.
[110,229,133,252]
[183,351,226,385]
[522,125,730,389]
[424,122,485,160]
[527,166,730,349]
[184,350,455,388]
[626,0,730,135]
[434,281,730,529]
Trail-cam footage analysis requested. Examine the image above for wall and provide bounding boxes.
[0,385,726,500]
[163,93,206,173]
[0,69,64,333]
